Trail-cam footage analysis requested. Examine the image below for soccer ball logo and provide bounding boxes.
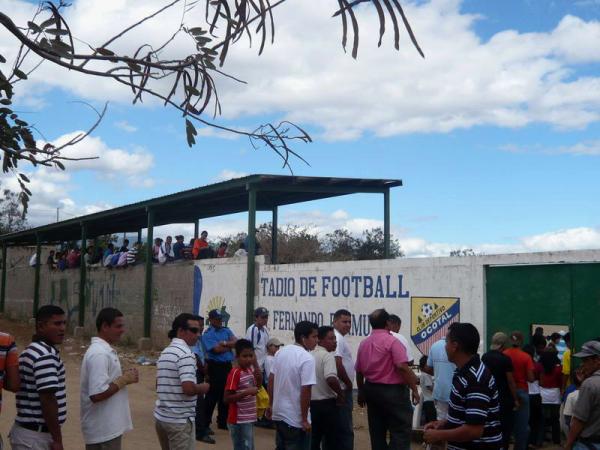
[421,303,435,319]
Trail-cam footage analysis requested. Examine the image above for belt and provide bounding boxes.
[16,422,50,433]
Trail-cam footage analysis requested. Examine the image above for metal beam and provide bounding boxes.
[256,184,389,195]
[137,229,142,244]
[384,189,391,258]
[271,206,278,265]
[194,220,199,239]
[33,234,42,315]
[143,208,155,338]
[78,224,87,327]
[246,189,257,328]
[0,243,7,313]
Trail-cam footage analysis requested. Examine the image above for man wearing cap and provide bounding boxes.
[202,309,237,434]
[246,307,270,369]
[565,341,600,450]
[482,332,519,450]
[173,236,185,260]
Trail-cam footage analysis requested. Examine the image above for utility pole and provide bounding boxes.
[56,207,59,222]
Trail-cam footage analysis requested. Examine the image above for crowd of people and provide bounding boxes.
[32,230,254,272]
[1,305,600,450]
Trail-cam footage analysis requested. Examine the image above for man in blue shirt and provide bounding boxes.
[424,337,457,420]
[202,309,237,435]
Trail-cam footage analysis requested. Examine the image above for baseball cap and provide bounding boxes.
[490,332,508,351]
[208,309,223,320]
[574,341,600,358]
[254,307,269,317]
[267,337,283,347]
[510,331,524,346]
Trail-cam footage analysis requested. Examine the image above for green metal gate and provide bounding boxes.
[486,263,600,351]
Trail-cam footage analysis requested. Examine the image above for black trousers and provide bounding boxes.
[542,403,561,445]
[195,370,208,438]
[310,398,338,450]
[203,360,231,428]
[363,382,412,450]
[529,394,543,446]
[499,401,515,450]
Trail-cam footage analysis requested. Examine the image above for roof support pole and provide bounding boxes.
[246,188,257,328]
[33,234,42,315]
[78,224,87,327]
[1,242,7,313]
[143,208,155,338]
[194,221,199,239]
[384,188,391,258]
[271,206,278,265]
[137,229,142,244]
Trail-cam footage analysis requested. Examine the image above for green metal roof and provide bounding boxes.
[0,174,402,245]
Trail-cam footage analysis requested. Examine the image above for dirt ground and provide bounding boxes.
[0,317,373,449]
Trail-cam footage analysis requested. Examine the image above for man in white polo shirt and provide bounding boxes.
[154,313,210,450]
[80,308,139,450]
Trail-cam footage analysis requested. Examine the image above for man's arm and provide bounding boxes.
[89,369,138,403]
[565,416,586,450]
[424,424,485,443]
[422,364,434,376]
[356,372,365,407]
[39,391,63,450]
[335,356,352,389]
[506,372,520,409]
[396,362,420,404]
[300,385,312,431]
[4,363,20,392]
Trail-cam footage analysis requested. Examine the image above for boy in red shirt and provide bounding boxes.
[224,339,262,450]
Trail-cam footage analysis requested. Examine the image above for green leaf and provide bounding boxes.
[185,119,197,147]
[19,173,31,183]
[55,161,65,170]
[127,62,142,73]
[45,28,70,36]
[188,27,207,35]
[39,17,57,29]
[96,47,115,56]
[202,48,218,56]
[51,40,73,56]
[27,21,42,33]
[15,119,28,127]
[13,69,28,80]
[0,99,11,105]
[0,107,11,114]
[185,85,201,96]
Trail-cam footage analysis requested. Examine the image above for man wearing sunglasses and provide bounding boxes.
[154,313,210,450]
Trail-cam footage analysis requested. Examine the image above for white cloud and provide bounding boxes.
[500,140,600,156]
[114,120,138,132]
[5,0,600,139]
[214,169,249,182]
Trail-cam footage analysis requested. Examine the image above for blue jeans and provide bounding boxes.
[574,443,600,450]
[229,423,254,450]
[513,389,530,450]
[275,421,310,450]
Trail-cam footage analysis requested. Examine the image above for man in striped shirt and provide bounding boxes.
[424,322,502,450]
[154,313,210,450]
[10,305,67,450]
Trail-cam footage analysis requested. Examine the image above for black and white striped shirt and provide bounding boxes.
[153,338,197,423]
[16,340,67,426]
[446,354,502,450]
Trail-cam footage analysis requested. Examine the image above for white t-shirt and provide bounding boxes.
[311,346,338,401]
[334,329,355,390]
[263,354,275,382]
[391,331,414,363]
[419,372,434,402]
[246,324,270,367]
[540,386,561,405]
[563,390,579,416]
[80,337,133,445]
[528,380,541,395]
[271,344,316,428]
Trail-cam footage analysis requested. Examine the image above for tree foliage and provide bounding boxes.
[219,222,404,263]
[0,0,423,213]
[0,184,28,234]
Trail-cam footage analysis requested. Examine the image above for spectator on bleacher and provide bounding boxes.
[126,242,140,266]
[57,252,67,271]
[46,250,56,270]
[182,239,194,260]
[216,242,228,258]
[84,247,94,268]
[244,230,261,255]
[103,244,114,267]
[159,236,175,264]
[152,238,162,263]
[193,231,209,259]
[173,235,185,260]
[119,239,130,253]
[67,247,80,269]
[234,243,247,257]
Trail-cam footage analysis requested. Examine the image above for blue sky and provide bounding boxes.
[3,0,600,256]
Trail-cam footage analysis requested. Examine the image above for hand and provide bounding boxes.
[357,389,365,408]
[126,368,139,383]
[265,407,272,420]
[301,420,311,432]
[336,392,346,406]
[50,441,64,450]
[423,429,444,444]
[113,369,138,389]
[197,382,210,395]
[424,420,445,430]
[244,386,259,396]
[513,398,521,411]
[411,387,420,405]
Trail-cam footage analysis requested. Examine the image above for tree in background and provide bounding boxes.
[0,184,28,234]
[0,1,423,211]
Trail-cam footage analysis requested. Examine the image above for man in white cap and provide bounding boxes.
[246,307,270,369]
[565,340,600,450]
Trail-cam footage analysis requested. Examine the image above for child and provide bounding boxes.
[419,354,436,424]
[563,368,583,434]
[263,337,283,386]
[537,350,563,445]
[224,339,262,450]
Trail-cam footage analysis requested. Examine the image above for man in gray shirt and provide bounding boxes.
[565,340,600,450]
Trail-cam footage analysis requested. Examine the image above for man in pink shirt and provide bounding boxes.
[356,309,419,450]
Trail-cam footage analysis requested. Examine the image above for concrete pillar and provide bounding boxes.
[246,188,257,328]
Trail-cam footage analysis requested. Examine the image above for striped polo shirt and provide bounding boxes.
[16,339,67,426]
[154,338,197,424]
[446,354,502,450]
[0,332,18,414]
[226,366,257,424]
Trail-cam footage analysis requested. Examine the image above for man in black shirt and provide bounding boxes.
[424,322,502,450]
[482,332,519,449]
